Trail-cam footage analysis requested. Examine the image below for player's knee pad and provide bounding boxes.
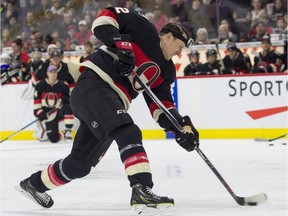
[62,154,92,179]
[47,131,60,143]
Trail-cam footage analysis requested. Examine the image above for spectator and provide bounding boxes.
[1,28,13,47]
[273,17,288,35]
[197,49,222,75]
[125,0,143,13]
[24,11,41,33]
[82,0,99,15]
[27,0,41,15]
[247,21,268,41]
[194,28,210,45]
[40,9,59,38]
[88,34,103,50]
[65,25,77,50]
[68,39,79,51]
[59,11,77,39]
[33,65,74,143]
[2,2,18,24]
[248,0,268,28]
[257,13,274,34]
[8,38,30,82]
[183,50,203,76]
[270,0,286,27]
[155,0,171,17]
[187,0,214,38]
[222,42,251,74]
[79,41,94,62]
[153,5,169,32]
[38,0,52,19]
[170,0,188,23]
[217,24,237,44]
[75,20,93,45]
[50,0,65,16]
[220,19,239,42]
[8,16,21,38]
[252,35,284,73]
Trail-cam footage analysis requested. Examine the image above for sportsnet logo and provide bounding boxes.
[246,106,288,120]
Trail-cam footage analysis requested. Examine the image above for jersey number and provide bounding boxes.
[115,7,129,14]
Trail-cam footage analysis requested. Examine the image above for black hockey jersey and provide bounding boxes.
[34,79,70,116]
[253,50,284,73]
[198,61,222,75]
[78,7,178,122]
[223,50,250,74]
[32,61,75,88]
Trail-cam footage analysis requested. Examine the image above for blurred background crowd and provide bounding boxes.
[0,0,287,84]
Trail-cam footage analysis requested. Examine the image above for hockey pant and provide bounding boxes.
[29,71,153,193]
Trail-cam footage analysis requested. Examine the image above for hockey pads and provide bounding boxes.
[108,34,136,76]
[175,116,199,152]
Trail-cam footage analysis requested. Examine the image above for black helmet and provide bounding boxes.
[206,49,217,57]
[226,42,237,50]
[261,34,271,44]
[190,50,199,57]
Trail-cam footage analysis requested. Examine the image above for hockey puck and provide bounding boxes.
[282,143,287,145]
[268,143,274,146]
[247,202,257,206]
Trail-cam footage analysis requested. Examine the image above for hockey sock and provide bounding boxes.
[30,159,71,192]
[110,124,153,188]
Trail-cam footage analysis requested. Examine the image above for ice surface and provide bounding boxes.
[0,139,287,216]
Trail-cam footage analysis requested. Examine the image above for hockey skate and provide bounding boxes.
[15,177,54,208]
[131,184,174,216]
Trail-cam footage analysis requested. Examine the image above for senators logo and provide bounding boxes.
[131,62,161,91]
[44,92,59,108]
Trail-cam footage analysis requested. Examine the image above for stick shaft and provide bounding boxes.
[133,70,240,203]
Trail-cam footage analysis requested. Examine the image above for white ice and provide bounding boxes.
[0,139,287,216]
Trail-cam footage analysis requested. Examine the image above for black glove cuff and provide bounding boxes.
[158,109,182,132]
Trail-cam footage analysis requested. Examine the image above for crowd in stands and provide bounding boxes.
[0,0,287,84]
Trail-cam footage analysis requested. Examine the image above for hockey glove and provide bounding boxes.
[108,34,136,76]
[175,116,199,152]
[36,110,47,121]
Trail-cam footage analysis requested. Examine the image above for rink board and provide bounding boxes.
[0,74,287,140]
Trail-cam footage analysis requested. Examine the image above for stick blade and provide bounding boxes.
[254,138,269,142]
[238,193,268,206]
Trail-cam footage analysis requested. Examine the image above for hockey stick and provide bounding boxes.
[215,43,226,71]
[251,50,268,73]
[255,133,288,142]
[132,65,267,206]
[0,108,57,143]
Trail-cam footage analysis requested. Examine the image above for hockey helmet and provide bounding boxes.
[206,49,217,57]
[261,34,271,44]
[190,50,199,57]
[226,42,237,50]
[49,48,62,58]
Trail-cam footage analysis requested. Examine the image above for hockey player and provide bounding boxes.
[33,65,74,143]
[197,49,222,75]
[16,7,199,214]
[252,35,284,73]
[222,42,251,74]
[183,50,203,76]
[31,48,75,89]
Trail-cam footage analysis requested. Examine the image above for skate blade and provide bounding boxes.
[15,185,44,208]
[131,203,174,216]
